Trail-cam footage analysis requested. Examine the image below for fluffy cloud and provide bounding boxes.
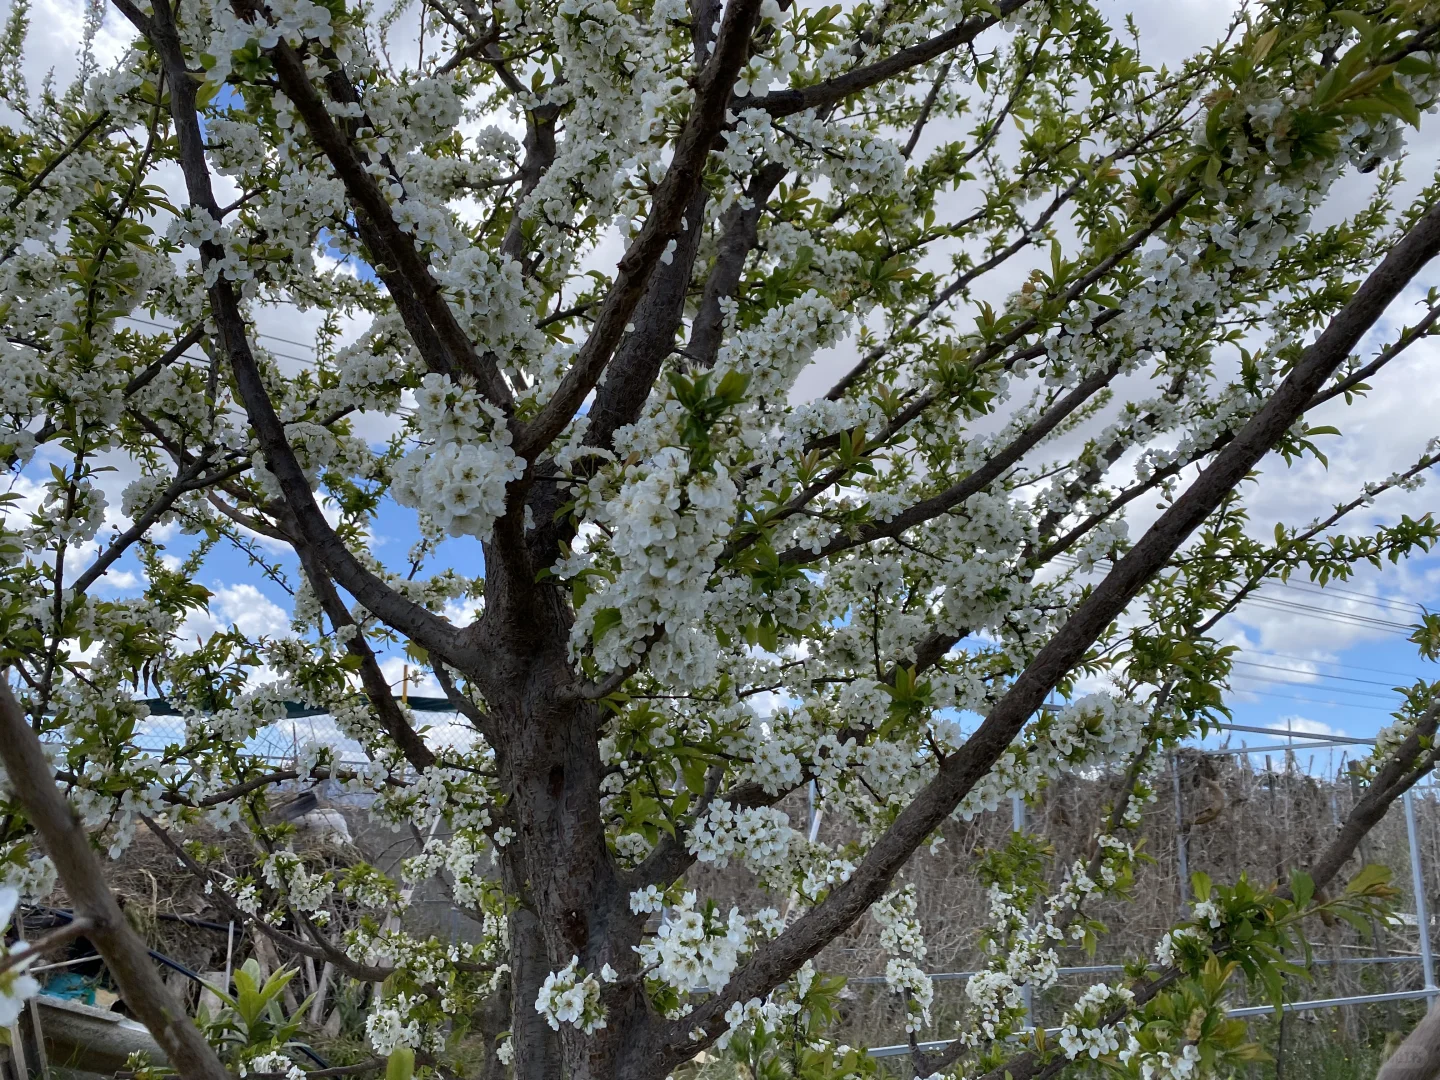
[1268,714,1348,738]
[181,583,291,642]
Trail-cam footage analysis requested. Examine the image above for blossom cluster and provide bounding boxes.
[873,886,934,1032]
[0,2,1435,1077]
[391,375,525,540]
[634,891,756,994]
[535,956,608,1034]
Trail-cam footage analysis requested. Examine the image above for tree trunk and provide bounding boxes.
[1378,1006,1440,1080]
[475,604,656,1078]
[508,907,562,1080]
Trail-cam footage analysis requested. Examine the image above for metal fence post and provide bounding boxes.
[1013,793,1034,1028]
[807,780,822,843]
[1404,789,1437,1009]
[1172,754,1189,910]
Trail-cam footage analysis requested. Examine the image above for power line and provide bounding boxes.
[1232,676,1399,711]
[1273,576,1428,615]
[1241,594,1415,635]
[1247,592,1416,631]
[120,312,318,353]
[1245,650,1425,681]
[1223,683,1398,713]
[118,314,320,366]
[1053,552,1422,634]
[1230,658,1405,689]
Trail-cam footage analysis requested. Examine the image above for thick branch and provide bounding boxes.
[581,183,711,451]
[1310,703,1440,890]
[687,162,788,368]
[0,680,230,1080]
[122,322,205,397]
[525,183,715,562]
[301,563,437,770]
[514,0,767,461]
[663,193,1440,1065]
[71,453,222,594]
[120,0,471,666]
[258,32,514,411]
[500,103,558,270]
[749,0,1030,119]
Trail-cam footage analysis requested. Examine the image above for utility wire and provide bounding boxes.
[1213,685,1398,713]
[118,313,320,366]
[1272,576,1427,614]
[1244,650,1425,681]
[1240,595,1415,635]
[1228,674,1401,705]
[1230,659,1406,689]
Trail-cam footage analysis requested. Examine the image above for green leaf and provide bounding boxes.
[754,617,779,653]
[1205,100,1228,149]
[1191,870,1212,902]
[714,369,750,406]
[592,607,623,642]
[1346,863,1391,895]
[194,78,222,110]
[1250,27,1279,63]
[1331,12,1373,35]
[260,966,299,1006]
[680,754,708,795]
[387,1047,415,1080]
[1289,870,1314,910]
[1374,80,1422,127]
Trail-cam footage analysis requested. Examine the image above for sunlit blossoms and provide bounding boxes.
[0,0,1438,1078]
[390,375,526,540]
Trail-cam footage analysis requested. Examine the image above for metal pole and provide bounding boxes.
[1209,722,1376,746]
[1012,793,1033,1028]
[223,920,234,993]
[1171,754,1189,910]
[1404,789,1437,1008]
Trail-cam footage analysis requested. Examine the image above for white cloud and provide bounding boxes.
[10,2,130,106]
[214,584,291,637]
[180,583,291,643]
[442,598,479,627]
[96,568,138,590]
[379,655,441,699]
[1221,581,1417,659]
[1268,714,1348,739]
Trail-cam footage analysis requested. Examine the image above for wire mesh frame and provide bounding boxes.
[862,721,1440,1059]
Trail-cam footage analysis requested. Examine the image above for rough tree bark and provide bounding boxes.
[0,680,231,1080]
[1379,1008,1440,1080]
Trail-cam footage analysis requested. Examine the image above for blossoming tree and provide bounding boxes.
[3,0,1440,1077]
